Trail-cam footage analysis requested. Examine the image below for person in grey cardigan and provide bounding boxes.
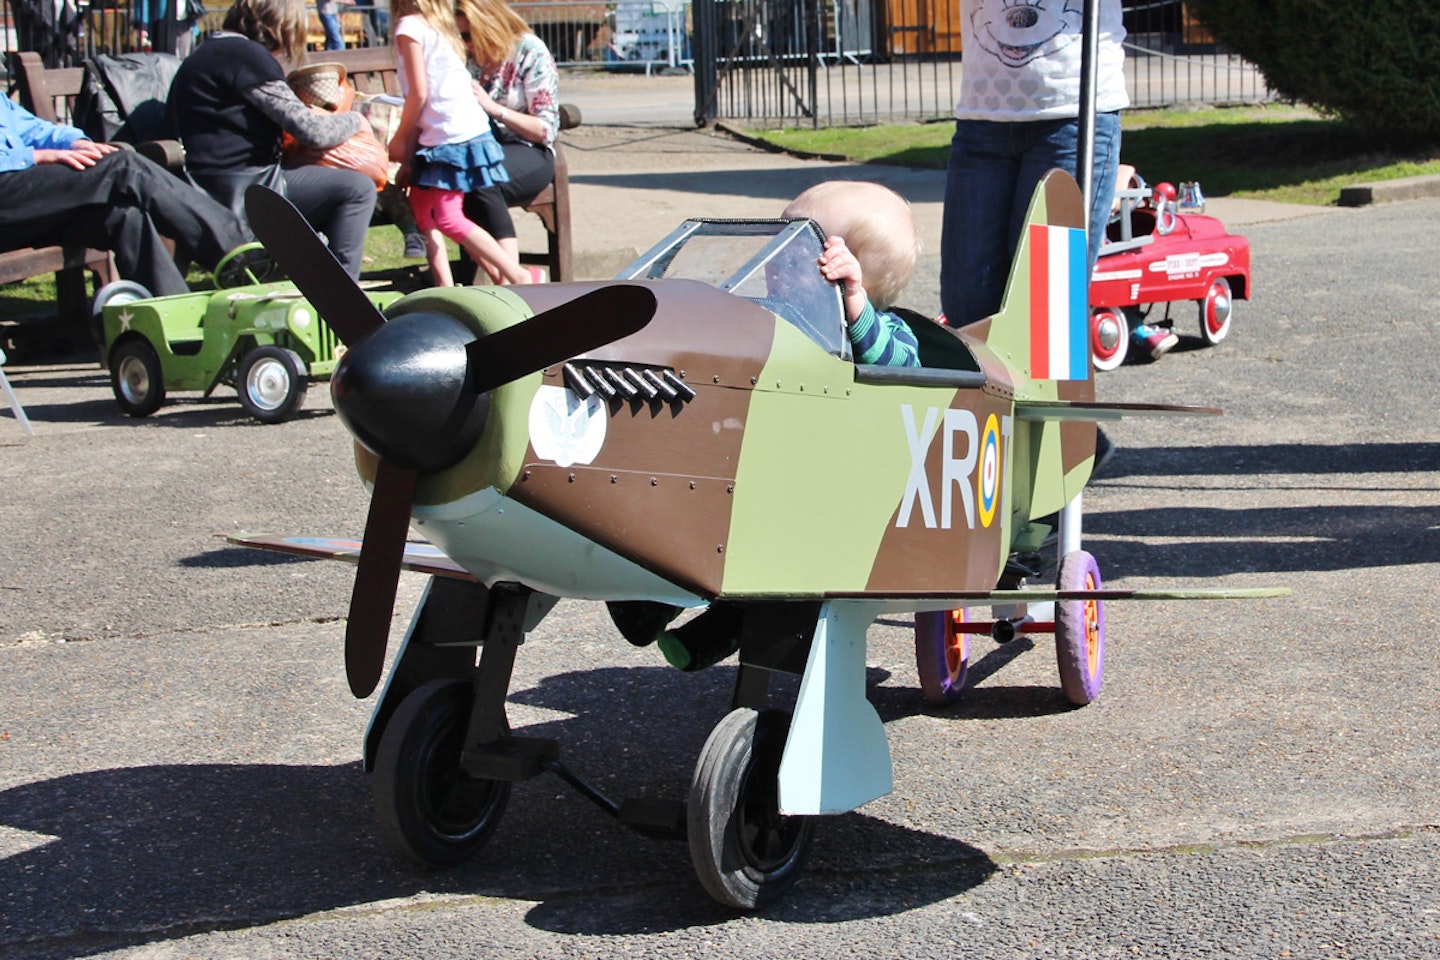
[170,0,376,277]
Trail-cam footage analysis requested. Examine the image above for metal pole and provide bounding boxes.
[1059,0,1100,559]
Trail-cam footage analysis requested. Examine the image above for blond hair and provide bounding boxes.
[455,0,530,69]
[393,0,468,60]
[783,181,920,310]
[223,0,308,65]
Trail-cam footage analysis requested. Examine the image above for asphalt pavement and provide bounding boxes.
[3,72,1440,959]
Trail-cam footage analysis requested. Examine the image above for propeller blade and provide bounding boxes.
[244,185,387,346]
[345,458,419,698]
[466,285,658,393]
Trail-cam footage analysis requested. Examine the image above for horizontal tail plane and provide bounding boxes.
[1014,399,1223,422]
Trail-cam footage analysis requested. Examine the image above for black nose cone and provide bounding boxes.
[331,311,491,473]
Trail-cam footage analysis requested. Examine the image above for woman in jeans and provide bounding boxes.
[939,0,1132,344]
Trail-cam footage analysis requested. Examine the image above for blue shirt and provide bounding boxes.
[0,96,86,173]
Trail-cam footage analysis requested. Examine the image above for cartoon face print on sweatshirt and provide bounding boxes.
[971,0,1082,68]
[962,0,1083,112]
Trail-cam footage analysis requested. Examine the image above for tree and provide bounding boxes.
[1186,1,1440,145]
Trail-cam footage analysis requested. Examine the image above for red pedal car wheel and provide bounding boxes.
[1090,307,1129,371]
[1200,276,1233,345]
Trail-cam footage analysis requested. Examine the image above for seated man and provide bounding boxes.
[0,95,252,298]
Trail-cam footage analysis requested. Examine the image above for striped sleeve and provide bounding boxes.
[850,302,922,367]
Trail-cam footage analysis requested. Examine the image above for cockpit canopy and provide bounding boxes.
[619,219,851,361]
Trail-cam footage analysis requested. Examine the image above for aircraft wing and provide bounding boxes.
[1014,400,1222,422]
[226,534,476,582]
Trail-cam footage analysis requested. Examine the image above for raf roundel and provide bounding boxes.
[977,413,1001,528]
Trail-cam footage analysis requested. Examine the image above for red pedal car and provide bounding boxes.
[1088,174,1251,370]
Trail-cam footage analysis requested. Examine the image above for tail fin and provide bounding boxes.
[969,169,1094,401]
[965,170,1097,518]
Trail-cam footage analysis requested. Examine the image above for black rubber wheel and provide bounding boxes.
[109,338,165,417]
[688,708,815,909]
[237,345,307,424]
[373,679,511,868]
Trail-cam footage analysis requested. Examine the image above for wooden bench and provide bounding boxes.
[306,10,369,51]
[4,51,118,345]
[307,46,577,282]
[6,43,575,308]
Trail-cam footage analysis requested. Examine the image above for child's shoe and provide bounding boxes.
[1133,322,1178,360]
[402,233,427,259]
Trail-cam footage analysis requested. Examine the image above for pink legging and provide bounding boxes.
[408,187,478,243]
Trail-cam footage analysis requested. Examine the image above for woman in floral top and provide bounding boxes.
[455,0,560,272]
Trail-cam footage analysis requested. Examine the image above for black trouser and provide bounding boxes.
[453,141,554,284]
[280,165,378,280]
[0,151,247,297]
[193,163,377,281]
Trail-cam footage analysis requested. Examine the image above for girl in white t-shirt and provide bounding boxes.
[389,0,535,284]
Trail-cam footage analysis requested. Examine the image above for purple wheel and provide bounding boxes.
[1055,550,1105,705]
[915,608,971,705]
[1200,276,1233,345]
[1090,307,1129,371]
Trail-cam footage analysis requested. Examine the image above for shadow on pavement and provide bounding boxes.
[2,661,1004,957]
[1100,441,1440,478]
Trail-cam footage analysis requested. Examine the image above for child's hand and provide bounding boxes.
[817,235,868,325]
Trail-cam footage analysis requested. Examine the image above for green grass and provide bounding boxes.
[733,104,1440,206]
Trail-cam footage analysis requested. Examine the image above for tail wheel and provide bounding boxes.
[914,608,970,705]
[1055,550,1106,706]
[1090,307,1129,371]
[237,345,308,424]
[1200,276,1234,345]
[373,679,511,868]
[688,708,815,909]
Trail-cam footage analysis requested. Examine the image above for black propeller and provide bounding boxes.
[245,185,388,346]
[244,185,657,698]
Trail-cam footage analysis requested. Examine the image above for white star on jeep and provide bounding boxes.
[117,309,134,332]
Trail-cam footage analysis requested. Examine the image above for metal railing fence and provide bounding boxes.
[4,0,1273,126]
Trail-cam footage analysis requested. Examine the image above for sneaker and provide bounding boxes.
[1133,322,1178,360]
[525,265,547,283]
[402,233,427,259]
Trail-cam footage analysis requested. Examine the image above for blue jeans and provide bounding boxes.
[319,8,345,50]
[939,112,1121,328]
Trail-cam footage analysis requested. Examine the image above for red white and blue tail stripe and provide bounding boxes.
[1027,224,1089,381]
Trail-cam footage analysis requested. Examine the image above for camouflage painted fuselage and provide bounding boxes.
[358,175,1096,606]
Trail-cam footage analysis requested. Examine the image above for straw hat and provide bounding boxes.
[287,62,349,111]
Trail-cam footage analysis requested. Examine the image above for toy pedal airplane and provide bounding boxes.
[230,178,1285,909]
